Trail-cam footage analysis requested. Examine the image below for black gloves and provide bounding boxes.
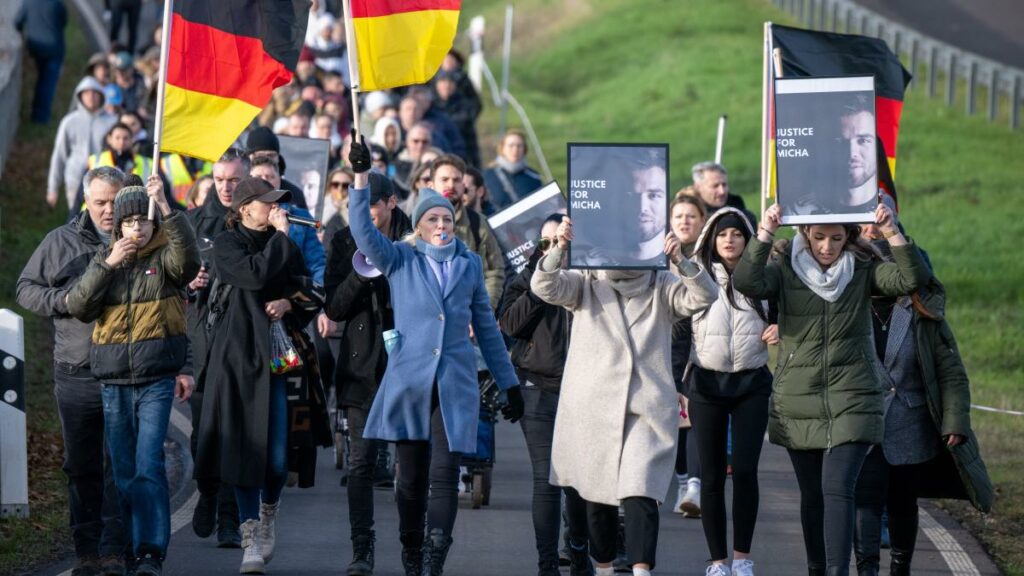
[501,385,525,423]
[348,129,371,174]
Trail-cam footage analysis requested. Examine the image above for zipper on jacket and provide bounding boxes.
[823,301,833,452]
[126,265,137,386]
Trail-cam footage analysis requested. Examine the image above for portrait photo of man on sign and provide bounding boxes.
[775,75,878,225]
[567,144,669,269]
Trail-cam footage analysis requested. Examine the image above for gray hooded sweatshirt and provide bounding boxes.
[47,76,117,209]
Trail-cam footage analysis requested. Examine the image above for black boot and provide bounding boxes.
[854,505,882,576]
[808,566,826,576]
[216,485,240,548]
[191,489,217,539]
[537,559,560,576]
[400,531,423,576]
[568,540,594,576]
[347,532,375,576]
[889,548,912,576]
[888,512,917,576]
[420,529,453,576]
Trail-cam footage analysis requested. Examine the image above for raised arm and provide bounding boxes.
[529,217,583,309]
[734,204,783,301]
[665,259,718,320]
[347,138,400,275]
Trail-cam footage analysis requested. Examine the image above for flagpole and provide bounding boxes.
[148,0,175,220]
[714,114,727,164]
[342,0,362,141]
[760,22,771,217]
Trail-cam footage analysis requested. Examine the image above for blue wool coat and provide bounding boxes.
[348,186,518,453]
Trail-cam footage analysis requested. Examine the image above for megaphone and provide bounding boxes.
[352,249,382,279]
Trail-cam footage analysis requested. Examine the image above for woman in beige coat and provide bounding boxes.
[531,216,718,576]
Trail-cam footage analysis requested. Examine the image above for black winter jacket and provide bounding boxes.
[323,207,412,410]
[499,254,570,391]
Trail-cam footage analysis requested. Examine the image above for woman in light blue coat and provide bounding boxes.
[346,139,523,576]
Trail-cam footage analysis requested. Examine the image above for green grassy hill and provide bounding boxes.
[463,0,1024,571]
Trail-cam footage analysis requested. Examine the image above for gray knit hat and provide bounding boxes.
[113,186,149,225]
[412,188,455,225]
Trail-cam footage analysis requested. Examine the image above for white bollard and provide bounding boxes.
[0,309,28,518]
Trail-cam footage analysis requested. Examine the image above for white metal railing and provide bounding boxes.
[771,0,1023,130]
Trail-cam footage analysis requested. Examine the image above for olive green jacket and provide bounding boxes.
[911,280,994,512]
[734,238,929,450]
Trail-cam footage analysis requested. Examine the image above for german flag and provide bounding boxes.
[770,24,912,209]
[160,1,309,162]
[350,0,461,91]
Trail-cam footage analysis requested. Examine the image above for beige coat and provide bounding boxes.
[531,265,718,505]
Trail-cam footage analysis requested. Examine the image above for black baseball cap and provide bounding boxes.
[231,177,292,211]
[368,172,396,204]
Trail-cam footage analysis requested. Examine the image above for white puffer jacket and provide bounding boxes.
[690,208,769,373]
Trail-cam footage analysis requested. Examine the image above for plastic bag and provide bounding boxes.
[270,320,303,374]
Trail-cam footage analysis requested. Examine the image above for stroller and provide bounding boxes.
[460,349,505,509]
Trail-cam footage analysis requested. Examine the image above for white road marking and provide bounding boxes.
[920,507,982,576]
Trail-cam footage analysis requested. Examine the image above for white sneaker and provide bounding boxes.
[732,558,755,576]
[239,519,265,574]
[681,479,702,518]
[673,483,687,514]
[705,563,732,576]
[258,501,279,563]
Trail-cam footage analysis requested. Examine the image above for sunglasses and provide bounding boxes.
[330,181,351,189]
[536,237,557,251]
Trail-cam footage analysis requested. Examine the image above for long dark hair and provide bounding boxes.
[696,216,769,323]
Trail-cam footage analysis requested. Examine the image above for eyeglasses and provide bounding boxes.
[330,181,351,189]
[121,216,152,227]
[537,237,557,251]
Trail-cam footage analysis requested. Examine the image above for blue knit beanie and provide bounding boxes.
[412,188,455,226]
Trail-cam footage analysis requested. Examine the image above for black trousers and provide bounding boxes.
[688,392,769,560]
[587,497,659,569]
[54,362,126,559]
[788,442,871,575]
[345,405,383,539]
[675,426,701,478]
[188,389,238,525]
[395,390,461,540]
[519,386,589,567]
[109,0,141,53]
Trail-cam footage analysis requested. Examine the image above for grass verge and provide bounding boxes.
[460,0,1024,572]
[0,23,90,576]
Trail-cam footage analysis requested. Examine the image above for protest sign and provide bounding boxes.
[488,182,566,275]
[278,136,331,221]
[774,75,878,224]
[566,143,669,270]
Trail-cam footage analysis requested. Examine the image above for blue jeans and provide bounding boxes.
[235,376,288,522]
[101,378,175,559]
[28,50,62,124]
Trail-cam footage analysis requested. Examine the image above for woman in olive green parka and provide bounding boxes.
[733,203,929,576]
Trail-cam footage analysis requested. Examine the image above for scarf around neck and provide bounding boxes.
[496,155,527,175]
[598,269,651,299]
[416,238,456,293]
[791,233,855,303]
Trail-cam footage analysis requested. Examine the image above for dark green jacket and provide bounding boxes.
[734,238,929,450]
[67,211,200,384]
[911,281,994,512]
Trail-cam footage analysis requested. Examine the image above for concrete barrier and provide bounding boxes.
[0,309,28,519]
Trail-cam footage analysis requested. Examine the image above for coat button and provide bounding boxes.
[352,352,358,357]
[438,314,445,321]
[432,348,440,356]
[357,324,364,331]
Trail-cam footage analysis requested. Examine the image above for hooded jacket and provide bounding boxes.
[16,210,107,368]
[48,77,117,206]
[690,208,770,374]
[66,211,200,384]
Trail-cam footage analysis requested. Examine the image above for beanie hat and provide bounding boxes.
[412,188,455,226]
[246,126,280,155]
[113,186,149,225]
[713,212,751,243]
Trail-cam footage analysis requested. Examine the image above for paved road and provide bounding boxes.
[44,402,1000,576]
[853,0,1024,69]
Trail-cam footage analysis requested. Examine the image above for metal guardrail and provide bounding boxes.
[771,0,1023,129]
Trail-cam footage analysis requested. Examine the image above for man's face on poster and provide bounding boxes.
[633,165,667,242]
[841,110,877,188]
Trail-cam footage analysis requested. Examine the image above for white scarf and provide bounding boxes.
[791,233,855,303]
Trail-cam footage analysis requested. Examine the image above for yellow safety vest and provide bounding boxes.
[82,152,152,211]
[160,154,195,207]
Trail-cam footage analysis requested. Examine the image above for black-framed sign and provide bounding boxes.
[566,143,669,270]
[278,135,331,221]
[775,75,878,225]
[488,181,566,275]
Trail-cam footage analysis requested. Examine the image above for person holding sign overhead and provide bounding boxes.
[530,216,717,576]
[733,203,929,576]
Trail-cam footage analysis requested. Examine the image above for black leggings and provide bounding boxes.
[587,497,659,569]
[688,392,769,560]
[395,393,461,540]
[789,443,871,575]
[675,426,701,478]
